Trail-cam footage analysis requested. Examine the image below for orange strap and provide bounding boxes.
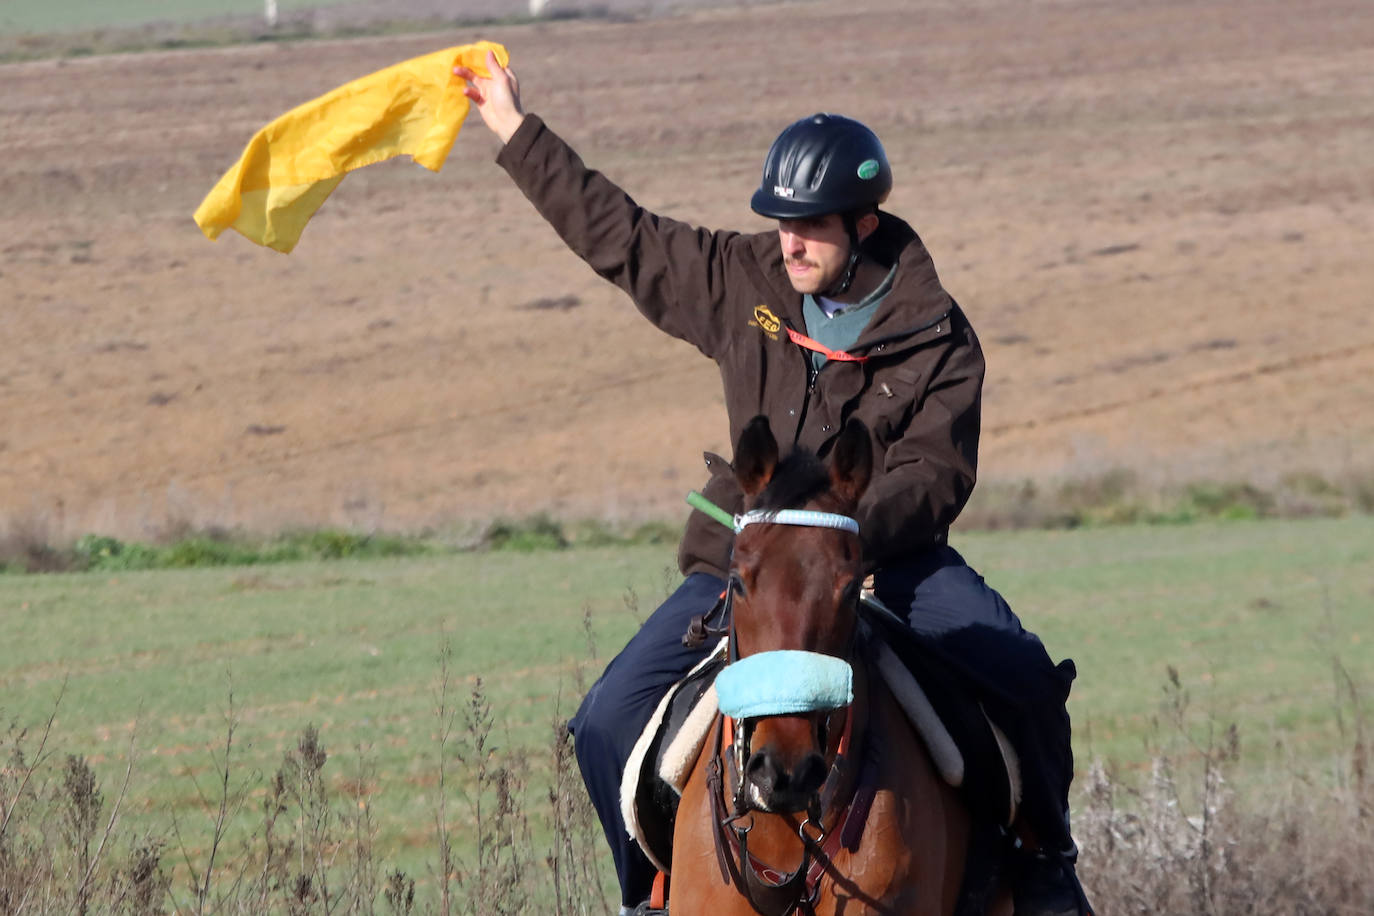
[650,869,668,909]
[786,327,869,363]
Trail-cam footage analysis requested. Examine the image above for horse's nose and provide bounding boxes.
[744,748,827,812]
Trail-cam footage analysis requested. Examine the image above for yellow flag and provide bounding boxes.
[194,41,508,254]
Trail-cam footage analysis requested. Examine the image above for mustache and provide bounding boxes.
[784,257,817,269]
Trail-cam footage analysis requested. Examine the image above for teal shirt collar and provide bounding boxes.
[801,264,898,369]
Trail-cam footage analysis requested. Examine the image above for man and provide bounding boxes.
[456,51,1088,916]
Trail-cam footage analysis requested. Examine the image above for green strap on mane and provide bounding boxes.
[686,490,735,530]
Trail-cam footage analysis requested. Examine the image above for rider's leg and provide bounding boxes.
[872,546,1087,913]
[568,572,725,910]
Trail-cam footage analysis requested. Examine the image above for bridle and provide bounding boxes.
[734,508,860,537]
[682,507,858,650]
[691,505,879,916]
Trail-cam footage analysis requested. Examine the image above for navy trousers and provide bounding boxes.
[568,547,1074,907]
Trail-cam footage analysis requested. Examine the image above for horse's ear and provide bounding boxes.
[734,416,779,500]
[829,418,873,508]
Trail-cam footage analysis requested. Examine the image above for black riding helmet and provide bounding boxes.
[750,113,892,220]
[752,114,893,295]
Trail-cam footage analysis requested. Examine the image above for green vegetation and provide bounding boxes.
[0,516,1369,909]
[72,529,432,570]
[0,0,602,63]
[0,517,683,574]
[0,0,350,34]
[961,516,1372,771]
[4,516,1368,779]
[960,466,1374,530]
[478,514,678,553]
[0,17,426,65]
[3,466,1369,575]
[1,544,676,894]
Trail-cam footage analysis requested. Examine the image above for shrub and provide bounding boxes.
[482,515,569,552]
[1077,669,1372,913]
[1178,481,1275,521]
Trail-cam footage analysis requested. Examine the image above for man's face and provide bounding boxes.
[778,213,851,295]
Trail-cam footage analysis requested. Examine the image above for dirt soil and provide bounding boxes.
[2,0,1372,541]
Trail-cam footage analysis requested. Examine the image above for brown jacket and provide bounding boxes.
[498,115,983,578]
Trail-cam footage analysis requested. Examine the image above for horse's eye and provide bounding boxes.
[840,579,860,605]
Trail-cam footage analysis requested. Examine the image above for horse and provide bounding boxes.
[668,415,1012,916]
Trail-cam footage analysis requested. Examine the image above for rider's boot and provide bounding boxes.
[1011,834,1093,916]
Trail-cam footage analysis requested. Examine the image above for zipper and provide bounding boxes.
[789,319,844,447]
[788,319,817,445]
[787,308,946,445]
[854,310,951,355]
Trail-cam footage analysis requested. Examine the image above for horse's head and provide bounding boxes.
[719,414,873,815]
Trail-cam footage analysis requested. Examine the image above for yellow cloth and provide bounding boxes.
[194,41,508,254]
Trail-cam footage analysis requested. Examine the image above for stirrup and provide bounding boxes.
[1012,850,1092,916]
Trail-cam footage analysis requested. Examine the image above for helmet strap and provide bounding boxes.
[823,213,864,299]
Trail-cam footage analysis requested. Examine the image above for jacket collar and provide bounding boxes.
[748,211,952,355]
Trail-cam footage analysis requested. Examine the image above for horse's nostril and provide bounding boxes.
[794,752,827,796]
[745,749,828,810]
[746,751,781,791]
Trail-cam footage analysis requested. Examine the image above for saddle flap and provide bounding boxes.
[861,595,1022,828]
[620,638,727,873]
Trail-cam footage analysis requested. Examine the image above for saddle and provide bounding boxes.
[621,594,1024,876]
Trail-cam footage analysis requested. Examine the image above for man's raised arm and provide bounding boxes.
[451,49,743,360]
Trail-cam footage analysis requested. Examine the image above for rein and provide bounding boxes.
[687,491,875,916]
[706,687,879,916]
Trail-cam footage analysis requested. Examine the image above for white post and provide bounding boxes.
[529,0,548,17]
[265,0,279,28]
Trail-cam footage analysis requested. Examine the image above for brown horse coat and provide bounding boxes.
[673,673,988,915]
[667,417,1011,916]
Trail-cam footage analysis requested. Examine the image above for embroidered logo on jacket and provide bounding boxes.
[750,304,782,339]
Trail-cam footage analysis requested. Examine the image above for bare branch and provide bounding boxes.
[0,679,66,842]
[69,719,141,916]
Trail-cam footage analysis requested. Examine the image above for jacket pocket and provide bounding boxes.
[856,366,922,444]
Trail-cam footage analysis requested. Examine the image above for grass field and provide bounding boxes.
[2,543,677,874]
[0,1,340,34]
[2,515,1371,890]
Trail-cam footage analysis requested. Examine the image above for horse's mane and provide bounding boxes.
[753,449,831,512]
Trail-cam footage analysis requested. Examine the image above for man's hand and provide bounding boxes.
[455,50,526,144]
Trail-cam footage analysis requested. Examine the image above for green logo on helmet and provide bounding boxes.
[857,159,880,180]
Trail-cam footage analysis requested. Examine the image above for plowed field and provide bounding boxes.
[3,0,1372,540]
